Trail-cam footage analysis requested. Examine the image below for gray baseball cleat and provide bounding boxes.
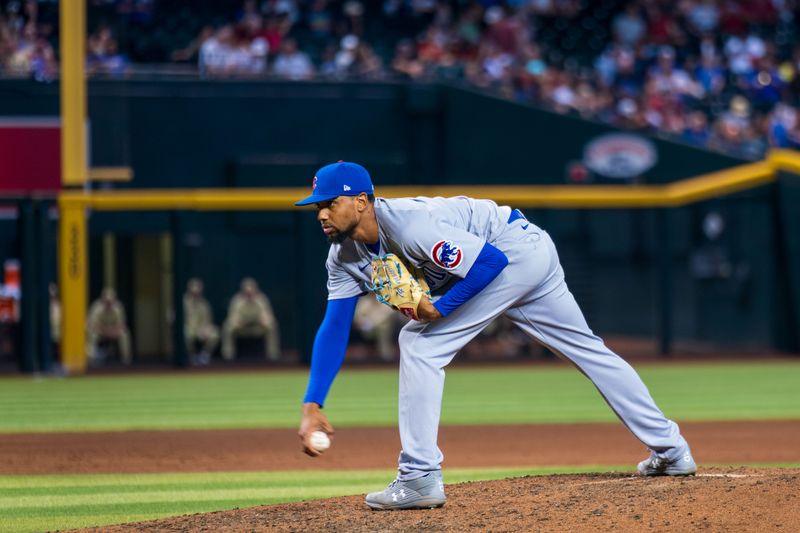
[365,471,446,510]
[638,449,697,476]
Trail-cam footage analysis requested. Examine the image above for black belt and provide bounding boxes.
[507,209,526,224]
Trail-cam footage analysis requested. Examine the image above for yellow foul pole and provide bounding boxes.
[59,0,88,373]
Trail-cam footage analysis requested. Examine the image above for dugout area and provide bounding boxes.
[45,149,800,373]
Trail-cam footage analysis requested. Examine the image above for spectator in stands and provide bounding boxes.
[643,3,679,46]
[86,288,131,366]
[6,0,800,159]
[342,1,366,38]
[694,49,727,97]
[767,103,800,148]
[391,38,425,80]
[683,110,711,147]
[307,0,334,40]
[0,2,54,82]
[744,55,785,110]
[648,46,703,102]
[200,25,236,78]
[317,42,339,77]
[183,278,219,366]
[237,0,263,30]
[719,0,748,36]
[245,34,270,76]
[273,36,314,80]
[612,3,646,46]
[354,42,386,79]
[222,278,280,361]
[684,0,721,37]
[454,2,482,51]
[171,25,215,63]
[710,96,766,159]
[482,6,518,56]
[327,34,354,77]
[262,10,293,54]
[199,24,267,78]
[611,96,647,130]
[263,0,300,25]
[6,25,55,80]
[87,26,128,77]
[27,34,56,81]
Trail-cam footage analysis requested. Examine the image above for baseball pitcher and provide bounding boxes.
[296,161,696,511]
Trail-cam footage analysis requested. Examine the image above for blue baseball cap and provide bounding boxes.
[295,161,374,206]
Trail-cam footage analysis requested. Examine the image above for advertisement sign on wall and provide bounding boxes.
[583,133,658,180]
[0,117,60,192]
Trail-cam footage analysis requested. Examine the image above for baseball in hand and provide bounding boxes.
[309,430,331,452]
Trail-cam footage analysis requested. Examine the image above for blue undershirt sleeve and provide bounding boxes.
[433,242,509,317]
[303,295,358,406]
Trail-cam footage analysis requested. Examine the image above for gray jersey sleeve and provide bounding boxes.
[397,212,487,279]
[326,247,364,300]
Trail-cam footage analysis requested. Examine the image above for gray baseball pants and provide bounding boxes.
[396,219,689,480]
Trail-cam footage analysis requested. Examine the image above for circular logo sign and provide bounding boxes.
[583,134,658,179]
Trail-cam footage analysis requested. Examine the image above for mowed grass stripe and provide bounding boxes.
[0,479,351,497]
[0,467,599,533]
[0,467,563,490]
[0,362,798,433]
[0,498,288,532]
[0,484,394,511]
[2,465,799,533]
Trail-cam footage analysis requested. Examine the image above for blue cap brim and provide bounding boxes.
[294,193,339,206]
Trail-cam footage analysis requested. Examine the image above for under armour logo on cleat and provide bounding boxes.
[343,185,351,191]
[391,489,407,502]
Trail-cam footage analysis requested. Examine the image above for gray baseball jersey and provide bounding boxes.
[327,196,512,298]
[326,196,691,480]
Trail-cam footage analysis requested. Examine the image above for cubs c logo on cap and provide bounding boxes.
[431,240,463,270]
[312,176,318,190]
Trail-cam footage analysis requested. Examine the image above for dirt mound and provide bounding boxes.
[83,468,799,532]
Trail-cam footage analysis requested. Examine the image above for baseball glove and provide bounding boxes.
[367,254,432,321]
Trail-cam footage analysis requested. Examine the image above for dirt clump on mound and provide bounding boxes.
[86,467,799,532]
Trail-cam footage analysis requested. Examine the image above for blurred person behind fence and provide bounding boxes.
[272,36,314,80]
[184,278,219,365]
[353,295,399,361]
[86,288,131,365]
[222,277,280,361]
[49,282,60,352]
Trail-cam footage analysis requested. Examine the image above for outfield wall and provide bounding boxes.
[0,79,794,369]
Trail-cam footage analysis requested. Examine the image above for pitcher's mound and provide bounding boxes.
[87,467,799,532]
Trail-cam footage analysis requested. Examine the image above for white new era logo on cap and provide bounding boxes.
[343,185,351,191]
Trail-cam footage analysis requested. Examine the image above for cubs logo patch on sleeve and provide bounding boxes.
[431,240,463,270]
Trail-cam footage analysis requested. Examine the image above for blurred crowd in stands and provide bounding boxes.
[0,0,56,81]
[1,0,799,157]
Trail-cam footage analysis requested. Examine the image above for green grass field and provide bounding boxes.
[0,361,798,532]
[0,362,798,433]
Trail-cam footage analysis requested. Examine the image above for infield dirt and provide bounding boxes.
[3,420,799,474]
[83,467,799,532]
[8,420,798,532]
